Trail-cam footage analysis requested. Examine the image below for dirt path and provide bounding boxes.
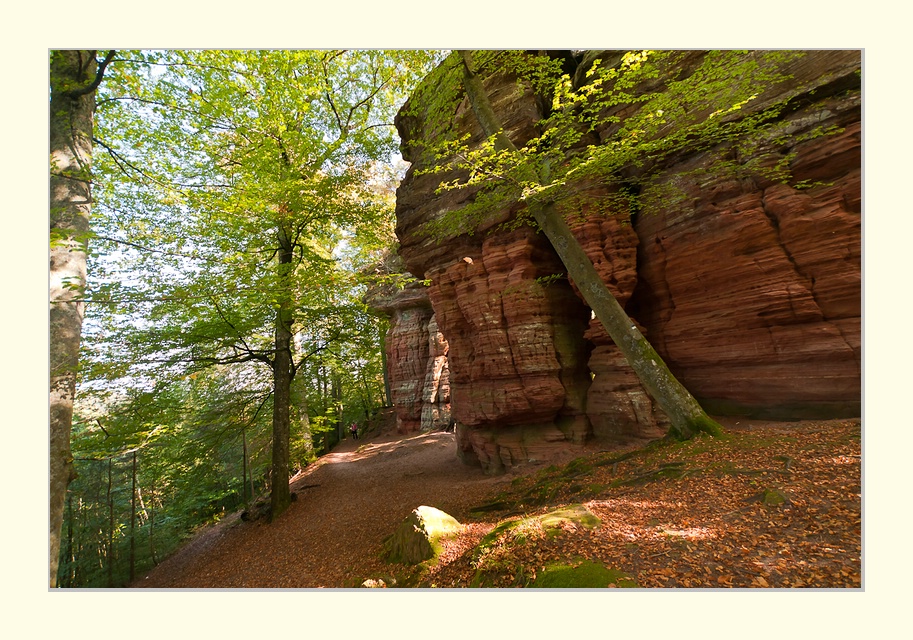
[134,430,514,588]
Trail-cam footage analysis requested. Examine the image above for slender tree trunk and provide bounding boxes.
[149,479,157,566]
[129,451,137,584]
[63,493,74,588]
[459,51,722,440]
[242,425,249,506]
[49,50,98,587]
[321,366,328,412]
[360,368,373,417]
[332,374,343,446]
[270,220,294,519]
[291,377,313,461]
[106,457,114,588]
[136,485,148,524]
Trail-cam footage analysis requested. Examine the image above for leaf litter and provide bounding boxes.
[135,419,860,589]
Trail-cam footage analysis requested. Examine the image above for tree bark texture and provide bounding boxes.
[459,51,722,440]
[49,50,98,587]
[269,221,294,519]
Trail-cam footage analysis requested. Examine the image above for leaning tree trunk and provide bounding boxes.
[459,51,722,440]
[49,50,105,587]
[269,219,295,520]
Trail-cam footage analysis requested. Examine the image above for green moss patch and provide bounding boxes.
[539,504,600,531]
[530,559,638,588]
[469,505,602,587]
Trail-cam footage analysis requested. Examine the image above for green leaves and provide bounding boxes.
[412,50,812,232]
[70,51,438,581]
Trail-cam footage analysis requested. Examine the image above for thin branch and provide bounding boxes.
[96,419,110,439]
[209,295,262,363]
[92,136,185,193]
[93,234,223,264]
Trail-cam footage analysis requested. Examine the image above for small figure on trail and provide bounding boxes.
[350,422,359,440]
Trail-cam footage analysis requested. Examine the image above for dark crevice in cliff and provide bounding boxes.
[774,69,862,121]
[757,190,856,367]
[758,190,822,318]
[496,289,522,381]
[627,236,672,357]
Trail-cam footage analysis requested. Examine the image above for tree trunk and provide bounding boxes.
[242,425,249,506]
[129,451,137,584]
[149,479,157,566]
[49,50,98,587]
[459,51,722,440]
[63,493,74,587]
[269,220,294,520]
[106,457,114,588]
[332,374,343,446]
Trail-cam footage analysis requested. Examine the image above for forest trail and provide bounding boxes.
[134,418,861,589]
[133,428,517,588]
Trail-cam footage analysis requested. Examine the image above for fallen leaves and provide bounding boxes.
[427,419,861,588]
[136,419,861,589]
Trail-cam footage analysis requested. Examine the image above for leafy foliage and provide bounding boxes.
[60,50,439,586]
[408,50,814,239]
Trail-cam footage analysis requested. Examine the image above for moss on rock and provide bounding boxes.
[539,504,601,531]
[530,559,638,588]
[382,505,461,566]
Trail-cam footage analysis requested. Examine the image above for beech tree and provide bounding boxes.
[49,49,114,587]
[85,50,436,520]
[411,50,816,440]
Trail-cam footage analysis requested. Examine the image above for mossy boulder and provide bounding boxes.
[382,506,461,565]
[469,504,603,587]
[539,504,601,532]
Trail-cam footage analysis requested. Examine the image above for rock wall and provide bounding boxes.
[367,279,452,434]
[390,50,861,471]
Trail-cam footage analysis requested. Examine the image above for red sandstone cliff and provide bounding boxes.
[387,50,861,471]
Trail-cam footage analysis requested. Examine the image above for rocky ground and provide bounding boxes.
[133,417,861,589]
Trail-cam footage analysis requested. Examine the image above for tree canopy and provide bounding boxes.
[58,50,439,586]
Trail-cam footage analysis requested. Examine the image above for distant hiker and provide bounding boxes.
[350,422,359,440]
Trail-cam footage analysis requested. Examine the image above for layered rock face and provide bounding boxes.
[626,54,861,417]
[391,51,861,470]
[368,280,451,434]
[425,227,593,470]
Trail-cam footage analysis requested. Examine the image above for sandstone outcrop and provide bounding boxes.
[367,275,451,434]
[388,51,861,471]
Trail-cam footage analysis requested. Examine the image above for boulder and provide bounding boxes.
[382,506,461,566]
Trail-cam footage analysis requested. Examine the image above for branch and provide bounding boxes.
[95,96,238,133]
[93,234,223,264]
[320,53,347,134]
[63,50,116,98]
[94,136,235,191]
[92,136,183,193]
[95,418,110,439]
[209,295,263,363]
